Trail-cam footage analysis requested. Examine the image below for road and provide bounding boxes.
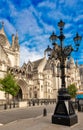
[0,104,55,125]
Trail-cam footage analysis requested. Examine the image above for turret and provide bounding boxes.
[12,31,19,51]
[15,31,19,50]
[0,21,4,30]
[0,21,5,35]
[75,60,79,68]
[69,57,75,68]
[12,34,15,48]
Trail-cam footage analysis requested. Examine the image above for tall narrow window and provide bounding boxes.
[28,65,31,72]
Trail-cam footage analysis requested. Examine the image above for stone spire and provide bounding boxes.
[12,31,19,51]
[75,60,79,68]
[1,21,4,29]
[12,34,15,48]
[0,21,5,34]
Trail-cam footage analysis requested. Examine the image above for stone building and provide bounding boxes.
[0,23,20,100]
[79,65,83,89]
[0,23,81,101]
[8,57,81,101]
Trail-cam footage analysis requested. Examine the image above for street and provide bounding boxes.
[0,104,55,125]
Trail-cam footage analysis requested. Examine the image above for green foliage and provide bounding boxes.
[0,73,19,96]
[67,84,77,98]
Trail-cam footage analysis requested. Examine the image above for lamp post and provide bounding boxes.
[45,20,82,126]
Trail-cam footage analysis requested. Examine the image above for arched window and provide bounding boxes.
[28,65,31,72]
[34,91,37,98]
[57,62,60,76]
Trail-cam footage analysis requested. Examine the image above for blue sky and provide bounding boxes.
[0,0,83,66]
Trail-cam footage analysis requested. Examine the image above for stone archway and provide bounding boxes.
[17,79,28,100]
[34,91,37,98]
[15,88,22,101]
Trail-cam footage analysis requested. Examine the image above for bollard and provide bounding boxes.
[13,102,15,108]
[29,101,31,106]
[43,108,47,116]
[78,100,81,111]
[78,105,81,111]
[4,104,7,109]
[9,103,11,109]
[33,101,35,106]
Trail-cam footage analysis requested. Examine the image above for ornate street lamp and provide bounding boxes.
[45,20,82,126]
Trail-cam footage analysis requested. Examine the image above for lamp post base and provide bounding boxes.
[52,113,78,126]
[52,88,78,126]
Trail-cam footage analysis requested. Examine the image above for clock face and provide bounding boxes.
[0,34,6,46]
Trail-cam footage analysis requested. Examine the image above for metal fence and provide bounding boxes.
[0,99,56,110]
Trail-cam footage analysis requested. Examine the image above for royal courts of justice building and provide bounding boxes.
[0,23,83,102]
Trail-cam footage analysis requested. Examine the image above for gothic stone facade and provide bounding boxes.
[9,56,81,100]
[0,24,20,100]
[0,24,81,101]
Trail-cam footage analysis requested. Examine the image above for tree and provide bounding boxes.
[0,73,19,103]
[67,84,77,98]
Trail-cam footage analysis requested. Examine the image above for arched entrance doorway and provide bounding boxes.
[34,91,37,98]
[17,79,28,100]
[15,88,22,101]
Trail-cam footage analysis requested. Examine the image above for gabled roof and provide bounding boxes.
[44,60,52,70]
[21,58,46,73]
[32,58,45,70]
[22,62,27,68]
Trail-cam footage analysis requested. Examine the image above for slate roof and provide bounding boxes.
[44,62,52,70]
[32,58,45,70]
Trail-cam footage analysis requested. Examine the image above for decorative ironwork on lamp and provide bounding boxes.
[45,20,82,126]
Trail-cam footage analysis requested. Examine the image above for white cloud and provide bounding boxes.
[65,23,72,30]
[64,0,78,8]
[0,0,82,65]
[39,19,55,33]
[74,15,83,22]
[0,18,16,39]
[20,44,44,66]
[13,7,43,42]
[59,0,65,4]
[6,0,18,17]
[4,1,43,41]
[38,1,56,9]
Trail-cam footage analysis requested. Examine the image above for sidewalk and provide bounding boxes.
[0,111,83,130]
